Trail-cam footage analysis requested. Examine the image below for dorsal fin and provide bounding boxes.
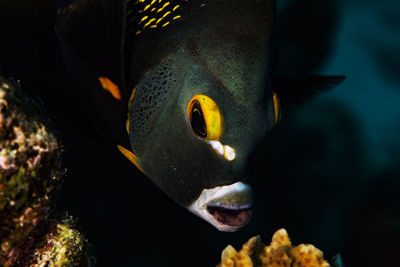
[55,0,126,92]
[55,0,131,146]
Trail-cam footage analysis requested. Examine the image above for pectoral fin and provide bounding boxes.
[272,74,345,111]
[117,145,145,174]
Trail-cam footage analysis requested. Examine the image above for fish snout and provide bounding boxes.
[188,182,253,232]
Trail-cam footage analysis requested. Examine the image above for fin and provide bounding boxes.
[272,74,345,110]
[55,0,127,94]
[117,145,145,174]
[98,77,121,100]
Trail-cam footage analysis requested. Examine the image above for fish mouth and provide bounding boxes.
[188,182,253,232]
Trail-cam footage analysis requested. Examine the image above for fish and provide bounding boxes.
[55,0,344,231]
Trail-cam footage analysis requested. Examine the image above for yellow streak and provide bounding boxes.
[144,18,156,27]
[139,15,149,23]
[157,2,170,13]
[173,15,181,20]
[162,11,171,18]
[172,5,180,11]
[117,145,145,174]
[126,86,137,134]
[272,91,281,125]
[156,17,164,24]
[136,30,142,35]
[162,21,170,27]
[150,24,157,28]
[98,77,121,100]
[143,4,151,11]
[151,7,156,12]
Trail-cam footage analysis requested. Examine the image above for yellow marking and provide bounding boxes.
[150,0,156,5]
[173,5,180,11]
[136,30,142,35]
[98,77,121,100]
[144,18,156,27]
[156,17,164,24]
[117,145,145,174]
[162,11,171,18]
[129,86,137,106]
[126,86,137,134]
[143,4,151,11]
[126,119,130,134]
[151,7,156,12]
[157,2,170,13]
[272,91,281,125]
[173,15,181,20]
[200,3,206,7]
[162,21,170,27]
[150,24,157,28]
[140,16,149,23]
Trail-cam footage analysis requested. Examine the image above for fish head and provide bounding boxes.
[126,0,276,231]
[127,51,278,232]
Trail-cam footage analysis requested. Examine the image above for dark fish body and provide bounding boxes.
[55,0,344,231]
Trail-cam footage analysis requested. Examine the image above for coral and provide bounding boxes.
[218,229,334,267]
[0,77,91,266]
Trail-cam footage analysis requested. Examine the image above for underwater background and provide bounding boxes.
[0,0,399,266]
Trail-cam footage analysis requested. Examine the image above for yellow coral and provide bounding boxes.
[218,229,330,267]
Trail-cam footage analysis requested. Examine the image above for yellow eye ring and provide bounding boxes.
[186,94,222,141]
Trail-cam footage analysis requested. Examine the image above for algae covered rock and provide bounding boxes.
[0,77,91,266]
[218,228,341,267]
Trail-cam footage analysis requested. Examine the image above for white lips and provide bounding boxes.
[187,181,252,232]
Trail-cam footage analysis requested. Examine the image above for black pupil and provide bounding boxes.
[190,101,207,138]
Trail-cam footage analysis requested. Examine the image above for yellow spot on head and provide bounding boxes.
[140,16,149,23]
[144,18,156,27]
[157,2,170,13]
[117,145,145,174]
[162,11,171,18]
[98,77,121,100]
[143,4,151,11]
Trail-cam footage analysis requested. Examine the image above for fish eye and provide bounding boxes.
[186,94,222,140]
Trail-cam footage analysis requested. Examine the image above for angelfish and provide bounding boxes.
[55,0,344,231]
